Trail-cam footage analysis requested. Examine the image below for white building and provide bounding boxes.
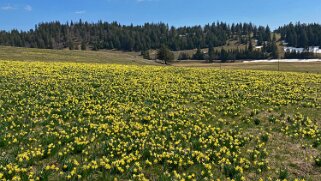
[284,47,304,53]
[284,46,321,54]
[255,46,263,50]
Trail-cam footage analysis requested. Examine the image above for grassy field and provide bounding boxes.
[0,60,320,180]
[0,46,156,65]
[171,40,248,59]
[172,61,321,74]
[1,46,320,74]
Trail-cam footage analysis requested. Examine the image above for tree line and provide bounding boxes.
[176,34,279,62]
[2,20,321,60]
[0,20,272,52]
[277,23,321,48]
[284,51,321,59]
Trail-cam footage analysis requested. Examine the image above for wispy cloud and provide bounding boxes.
[1,4,16,11]
[1,4,32,11]
[24,5,32,12]
[75,10,86,14]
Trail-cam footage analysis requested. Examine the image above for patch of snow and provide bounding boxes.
[243,59,321,63]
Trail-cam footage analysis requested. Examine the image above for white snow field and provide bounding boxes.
[243,59,321,63]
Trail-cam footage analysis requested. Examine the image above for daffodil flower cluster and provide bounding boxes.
[0,61,320,180]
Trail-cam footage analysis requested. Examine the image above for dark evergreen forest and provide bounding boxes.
[1,21,321,60]
[0,20,272,51]
[277,23,321,48]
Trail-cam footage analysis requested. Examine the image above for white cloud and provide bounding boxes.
[24,5,32,12]
[1,4,15,10]
[1,4,32,11]
[75,10,86,14]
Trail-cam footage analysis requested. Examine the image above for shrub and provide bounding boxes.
[254,118,261,125]
[315,156,321,167]
[279,168,288,179]
[260,133,269,142]
[178,52,191,60]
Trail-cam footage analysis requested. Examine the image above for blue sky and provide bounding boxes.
[1,0,321,31]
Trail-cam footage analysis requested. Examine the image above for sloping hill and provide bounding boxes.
[0,46,157,65]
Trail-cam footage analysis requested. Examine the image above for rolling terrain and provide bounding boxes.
[2,46,320,73]
[0,46,156,65]
[0,47,320,180]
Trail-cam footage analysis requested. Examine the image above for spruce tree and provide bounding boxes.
[178,52,190,60]
[192,48,204,60]
[248,39,254,52]
[208,44,215,62]
[265,25,271,42]
[157,45,174,64]
[271,41,279,59]
[299,29,309,48]
[142,50,150,60]
[220,48,229,62]
[81,41,87,50]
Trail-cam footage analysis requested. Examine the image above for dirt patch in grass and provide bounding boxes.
[266,132,321,179]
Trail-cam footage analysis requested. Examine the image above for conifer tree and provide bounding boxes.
[208,44,215,62]
[157,45,174,64]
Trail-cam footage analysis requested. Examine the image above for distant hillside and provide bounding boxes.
[0,46,156,65]
[0,20,272,52]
